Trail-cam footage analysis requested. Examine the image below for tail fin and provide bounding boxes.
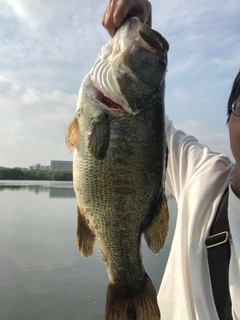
[105,274,160,320]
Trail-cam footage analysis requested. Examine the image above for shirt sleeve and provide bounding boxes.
[165,115,232,201]
[228,183,240,319]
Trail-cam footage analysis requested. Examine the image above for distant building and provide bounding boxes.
[29,161,72,171]
[50,160,73,170]
[29,163,50,171]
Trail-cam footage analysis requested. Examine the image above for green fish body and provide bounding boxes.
[66,17,169,320]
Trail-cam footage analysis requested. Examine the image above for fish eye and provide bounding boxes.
[158,59,167,69]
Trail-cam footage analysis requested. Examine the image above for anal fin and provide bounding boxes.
[144,194,169,254]
[76,206,96,257]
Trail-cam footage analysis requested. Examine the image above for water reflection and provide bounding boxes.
[0,180,75,198]
[0,180,177,320]
[49,188,75,198]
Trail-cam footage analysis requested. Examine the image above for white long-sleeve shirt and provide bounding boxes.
[157,117,240,320]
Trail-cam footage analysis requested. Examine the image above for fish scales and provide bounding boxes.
[76,106,164,269]
[66,17,169,320]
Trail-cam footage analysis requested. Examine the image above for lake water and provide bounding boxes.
[0,180,177,320]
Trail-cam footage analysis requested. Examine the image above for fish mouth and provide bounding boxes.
[90,44,132,115]
[90,17,146,115]
[90,17,168,116]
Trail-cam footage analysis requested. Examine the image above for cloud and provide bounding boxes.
[3,120,26,146]
[2,1,109,95]
[7,0,61,28]
[168,55,201,80]
[6,0,108,33]
[152,0,239,84]
[171,87,190,100]
[0,0,239,168]
[212,55,240,70]
[0,75,19,95]
[0,79,77,167]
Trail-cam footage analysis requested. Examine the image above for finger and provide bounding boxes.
[111,4,151,33]
[146,10,152,28]
[128,8,146,24]
[102,0,137,36]
[102,2,118,37]
[145,1,152,28]
[133,0,152,25]
[102,0,152,37]
[113,5,130,29]
[102,14,117,37]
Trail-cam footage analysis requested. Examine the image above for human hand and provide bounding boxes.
[102,0,152,37]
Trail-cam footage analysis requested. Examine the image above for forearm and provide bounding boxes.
[164,116,233,200]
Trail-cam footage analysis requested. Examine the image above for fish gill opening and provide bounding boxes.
[98,90,124,111]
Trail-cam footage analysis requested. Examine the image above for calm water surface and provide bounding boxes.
[0,180,177,320]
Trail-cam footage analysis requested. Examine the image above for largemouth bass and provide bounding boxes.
[66,17,169,320]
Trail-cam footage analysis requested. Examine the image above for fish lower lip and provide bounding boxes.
[98,90,124,111]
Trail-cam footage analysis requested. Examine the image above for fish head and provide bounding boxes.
[90,17,169,116]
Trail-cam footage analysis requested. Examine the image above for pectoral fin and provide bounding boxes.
[88,113,109,160]
[144,194,169,254]
[76,206,96,258]
[66,116,78,153]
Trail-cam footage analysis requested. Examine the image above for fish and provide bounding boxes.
[66,17,169,320]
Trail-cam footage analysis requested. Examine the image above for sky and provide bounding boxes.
[0,0,239,168]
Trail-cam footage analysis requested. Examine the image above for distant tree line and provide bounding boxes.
[0,167,73,181]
